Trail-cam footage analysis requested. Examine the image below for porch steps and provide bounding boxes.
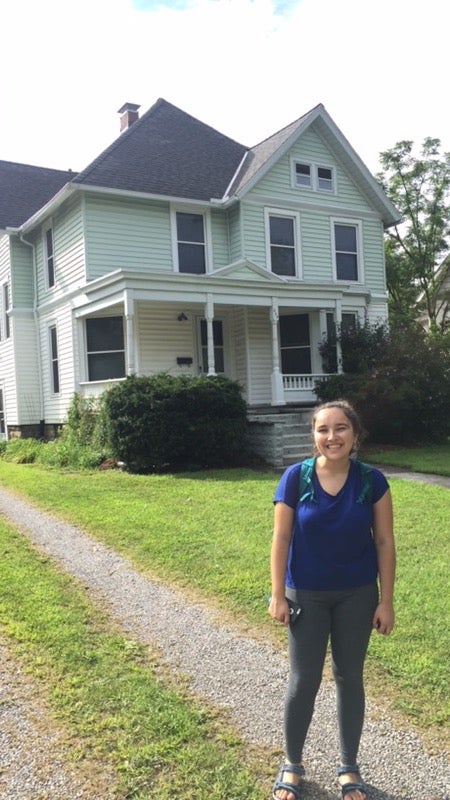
[247,407,313,468]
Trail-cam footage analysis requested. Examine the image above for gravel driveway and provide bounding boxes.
[0,482,448,800]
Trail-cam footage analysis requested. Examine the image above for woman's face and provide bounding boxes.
[313,407,356,462]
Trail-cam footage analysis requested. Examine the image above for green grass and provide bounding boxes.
[0,453,449,746]
[0,517,270,799]
[362,444,450,476]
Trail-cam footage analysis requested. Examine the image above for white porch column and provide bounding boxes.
[334,298,343,374]
[205,293,216,376]
[270,299,285,405]
[124,290,136,375]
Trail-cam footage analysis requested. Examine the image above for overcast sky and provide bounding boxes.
[0,0,447,177]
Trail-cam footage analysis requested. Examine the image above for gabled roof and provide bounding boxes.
[226,103,401,227]
[0,161,75,230]
[72,98,248,201]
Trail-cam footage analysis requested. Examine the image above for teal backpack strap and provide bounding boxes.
[356,461,373,504]
[299,457,317,503]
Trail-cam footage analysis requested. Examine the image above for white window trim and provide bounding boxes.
[170,206,212,274]
[264,207,302,278]
[331,217,364,284]
[1,282,10,340]
[291,159,336,194]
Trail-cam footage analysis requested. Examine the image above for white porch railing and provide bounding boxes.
[282,374,334,392]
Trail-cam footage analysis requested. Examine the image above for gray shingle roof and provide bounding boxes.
[0,161,75,230]
[72,98,249,201]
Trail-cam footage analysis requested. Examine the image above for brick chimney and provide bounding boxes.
[118,103,141,132]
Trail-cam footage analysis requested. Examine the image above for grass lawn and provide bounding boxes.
[361,443,450,476]
[0,452,449,775]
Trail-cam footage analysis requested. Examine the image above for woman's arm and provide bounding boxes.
[269,501,294,625]
[372,488,396,634]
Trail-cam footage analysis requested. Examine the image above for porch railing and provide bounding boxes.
[282,374,333,392]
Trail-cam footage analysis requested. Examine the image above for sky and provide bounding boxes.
[0,0,448,177]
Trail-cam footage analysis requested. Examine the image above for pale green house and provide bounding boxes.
[0,99,400,464]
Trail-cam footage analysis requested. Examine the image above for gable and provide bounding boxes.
[212,258,287,282]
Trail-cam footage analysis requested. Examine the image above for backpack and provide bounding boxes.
[298,457,373,505]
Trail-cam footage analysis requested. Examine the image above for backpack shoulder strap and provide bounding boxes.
[299,457,317,503]
[356,461,374,504]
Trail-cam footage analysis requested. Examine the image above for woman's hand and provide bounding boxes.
[372,601,395,635]
[268,595,291,626]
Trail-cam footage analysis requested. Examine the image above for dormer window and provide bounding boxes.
[293,161,335,193]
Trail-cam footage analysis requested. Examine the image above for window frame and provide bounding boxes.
[85,315,126,382]
[264,207,302,278]
[49,324,60,394]
[331,218,363,283]
[44,223,55,289]
[171,207,211,274]
[291,159,336,193]
[1,282,10,340]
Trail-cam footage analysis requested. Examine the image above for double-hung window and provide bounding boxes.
[333,220,361,282]
[86,316,125,381]
[45,225,55,288]
[265,209,301,277]
[49,325,60,394]
[175,211,206,274]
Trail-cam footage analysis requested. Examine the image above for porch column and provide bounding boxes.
[124,290,136,375]
[334,299,343,374]
[205,294,216,376]
[270,299,285,405]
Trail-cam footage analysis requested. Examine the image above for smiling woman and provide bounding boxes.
[268,399,396,800]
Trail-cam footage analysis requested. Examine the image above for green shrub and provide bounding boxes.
[103,374,249,473]
[316,325,450,444]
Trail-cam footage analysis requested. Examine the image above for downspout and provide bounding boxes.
[19,233,45,435]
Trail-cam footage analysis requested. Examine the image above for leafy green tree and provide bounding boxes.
[377,138,450,331]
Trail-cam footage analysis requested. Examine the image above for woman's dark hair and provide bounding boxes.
[311,399,365,453]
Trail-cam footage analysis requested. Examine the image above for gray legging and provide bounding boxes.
[284,582,378,765]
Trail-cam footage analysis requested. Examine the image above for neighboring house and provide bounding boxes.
[0,98,400,461]
[417,254,450,331]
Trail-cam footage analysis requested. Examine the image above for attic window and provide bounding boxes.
[293,161,335,193]
[295,163,311,188]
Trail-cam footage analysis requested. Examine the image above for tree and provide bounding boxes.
[377,138,450,331]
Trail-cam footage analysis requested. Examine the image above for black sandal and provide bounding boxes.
[272,763,305,800]
[336,764,367,799]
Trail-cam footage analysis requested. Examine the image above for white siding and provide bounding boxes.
[39,304,76,423]
[35,196,85,304]
[138,303,198,376]
[10,238,34,307]
[211,210,230,269]
[247,308,272,404]
[14,311,40,425]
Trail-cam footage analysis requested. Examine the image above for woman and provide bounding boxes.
[269,400,395,800]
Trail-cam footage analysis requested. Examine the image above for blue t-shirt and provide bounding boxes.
[273,459,389,591]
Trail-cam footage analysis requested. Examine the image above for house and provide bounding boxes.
[0,99,400,465]
[417,254,450,332]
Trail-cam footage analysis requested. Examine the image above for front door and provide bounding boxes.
[279,313,311,374]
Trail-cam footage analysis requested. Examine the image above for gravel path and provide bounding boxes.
[0,482,449,800]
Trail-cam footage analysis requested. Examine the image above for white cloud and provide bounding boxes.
[0,0,448,174]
